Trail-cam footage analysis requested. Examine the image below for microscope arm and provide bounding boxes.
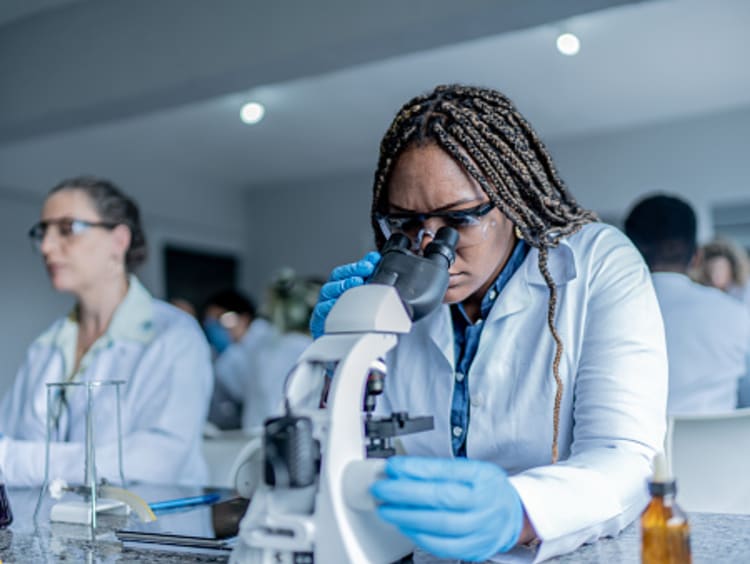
[284,284,411,412]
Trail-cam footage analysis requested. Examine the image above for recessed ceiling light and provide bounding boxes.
[556,33,580,56]
[240,102,265,124]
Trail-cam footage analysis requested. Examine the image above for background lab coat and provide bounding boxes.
[651,272,750,415]
[378,223,668,563]
[0,281,213,487]
[216,321,311,434]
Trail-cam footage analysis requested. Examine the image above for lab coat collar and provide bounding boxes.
[487,237,578,324]
[420,235,579,367]
[105,275,156,344]
[37,275,156,357]
[650,271,692,287]
[524,238,578,288]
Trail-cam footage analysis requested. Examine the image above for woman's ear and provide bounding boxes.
[111,223,132,261]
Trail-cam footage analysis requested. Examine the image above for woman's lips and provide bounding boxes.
[46,263,63,276]
[448,272,463,287]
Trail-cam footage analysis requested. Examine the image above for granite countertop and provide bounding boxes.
[2,485,750,563]
[1,486,230,563]
[414,513,750,564]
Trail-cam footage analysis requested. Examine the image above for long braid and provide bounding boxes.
[371,84,597,464]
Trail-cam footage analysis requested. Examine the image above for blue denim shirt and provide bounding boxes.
[450,239,529,456]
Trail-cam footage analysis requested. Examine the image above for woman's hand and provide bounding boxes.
[309,251,381,339]
[371,456,524,562]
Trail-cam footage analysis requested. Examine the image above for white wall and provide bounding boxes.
[0,188,72,392]
[547,104,750,241]
[244,104,750,296]
[5,102,750,397]
[245,170,375,296]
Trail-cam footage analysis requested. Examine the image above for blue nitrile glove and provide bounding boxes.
[309,251,382,340]
[203,318,232,355]
[371,456,524,562]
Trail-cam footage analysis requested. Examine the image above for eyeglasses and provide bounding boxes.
[28,218,118,250]
[375,202,494,250]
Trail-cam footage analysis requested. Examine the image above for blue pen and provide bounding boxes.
[148,492,221,512]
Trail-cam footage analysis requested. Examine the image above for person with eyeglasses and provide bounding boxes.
[0,176,213,487]
[309,85,667,562]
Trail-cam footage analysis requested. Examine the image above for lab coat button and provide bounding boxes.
[455,371,465,382]
[452,426,463,437]
[471,394,484,407]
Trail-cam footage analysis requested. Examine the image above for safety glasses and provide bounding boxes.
[375,202,494,250]
[28,218,118,251]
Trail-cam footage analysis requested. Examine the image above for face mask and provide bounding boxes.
[203,318,232,355]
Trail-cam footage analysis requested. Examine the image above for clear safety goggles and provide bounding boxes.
[28,218,118,251]
[375,201,494,251]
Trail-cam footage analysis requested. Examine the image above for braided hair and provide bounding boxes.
[371,84,598,463]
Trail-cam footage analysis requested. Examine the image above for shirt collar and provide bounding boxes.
[454,239,529,324]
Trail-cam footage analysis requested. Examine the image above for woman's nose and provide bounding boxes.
[39,227,61,255]
[413,218,442,254]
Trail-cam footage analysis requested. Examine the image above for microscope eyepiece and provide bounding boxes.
[369,226,458,321]
[423,226,458,267]
[381,233,411,254]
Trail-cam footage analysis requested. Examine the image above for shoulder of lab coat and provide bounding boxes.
[651,272,750,415]
[214,318,277,401]
[0,297,213,487]
[382,222,668,562]
[241,331,312,433]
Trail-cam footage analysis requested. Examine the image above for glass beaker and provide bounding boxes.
[0,464,12,528]
[33,380,126,531]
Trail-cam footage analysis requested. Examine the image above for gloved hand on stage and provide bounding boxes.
[309,251,381,339]
[371,456,524,562]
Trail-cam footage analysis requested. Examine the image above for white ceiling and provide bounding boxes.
[0,0,748,196]
[0,0,81,27]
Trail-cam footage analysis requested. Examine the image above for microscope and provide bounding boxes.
[230,227,458,564]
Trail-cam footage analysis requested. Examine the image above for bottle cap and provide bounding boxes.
[648,452,676,495]
[652,452,670,482]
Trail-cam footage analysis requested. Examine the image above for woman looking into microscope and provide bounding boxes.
[310,84,667,562]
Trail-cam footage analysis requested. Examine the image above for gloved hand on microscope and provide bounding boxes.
[309,253,527,561]
[370,456,524,561]
[309,251,382,340]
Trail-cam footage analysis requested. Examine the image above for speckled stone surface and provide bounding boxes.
[0,486,230,563]
[2,486,749,563]
[414,513,750,563]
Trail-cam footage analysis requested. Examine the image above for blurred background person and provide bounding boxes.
[169,296,198,318]
[625,194,750,415]
[693,237,750,306]
[0,176,212,486]
[203,289,272,430]
[244,271,322,433]
[693,238,750,408]
[220,270,321,435]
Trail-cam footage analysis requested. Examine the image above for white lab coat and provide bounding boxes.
[378,223,668,563]
[651,272,750,415]
[215,320,311,433]
[0,277,213,487]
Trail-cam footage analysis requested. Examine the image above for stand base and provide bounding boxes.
[50,499,131,524]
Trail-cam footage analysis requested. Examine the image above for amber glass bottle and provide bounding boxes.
[641,453,691,564]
